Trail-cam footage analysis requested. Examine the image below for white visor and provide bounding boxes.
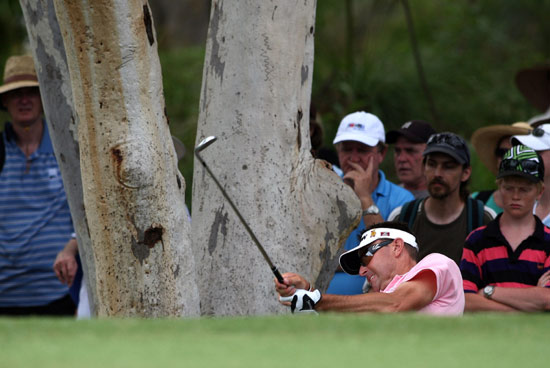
[339,228,418,275]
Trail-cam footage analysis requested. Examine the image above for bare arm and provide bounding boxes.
[344,159,383,227]
[53,238,78,286]
[489,287,550,312]
[315,271,437,313]
[464,293,518,312]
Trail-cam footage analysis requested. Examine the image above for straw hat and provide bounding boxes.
[0,55,40,96]
[471,122,531,175]
[515,63,550,112]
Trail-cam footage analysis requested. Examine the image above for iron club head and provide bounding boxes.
[195,136,218,154]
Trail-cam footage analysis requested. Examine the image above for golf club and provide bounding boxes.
[195,136,285,284]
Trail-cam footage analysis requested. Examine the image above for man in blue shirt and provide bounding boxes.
[327,111,414,294]
[0,55,75,315]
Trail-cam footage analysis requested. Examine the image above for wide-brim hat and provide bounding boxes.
[515,63,550,112]
[0,54,40,95]
[471,122,531,175]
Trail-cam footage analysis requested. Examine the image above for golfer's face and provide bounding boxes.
[358,239,393,292]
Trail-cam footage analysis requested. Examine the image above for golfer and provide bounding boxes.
[275,222,464,315]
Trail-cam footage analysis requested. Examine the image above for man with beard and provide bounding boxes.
[388,132,495,264]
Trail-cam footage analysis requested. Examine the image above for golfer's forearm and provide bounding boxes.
[316,293,399,313]
[491,287,550,311]
[464,293,517,312]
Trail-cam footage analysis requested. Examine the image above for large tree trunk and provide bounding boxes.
[52,0,200,317]
[192,0,361,316]
[19,0,98,316]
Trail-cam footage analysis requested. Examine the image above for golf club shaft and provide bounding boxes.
[196,154,284,284]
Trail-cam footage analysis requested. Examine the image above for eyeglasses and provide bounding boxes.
[427,133,467,150]
[500,158,541,176]
[358,239,393,267]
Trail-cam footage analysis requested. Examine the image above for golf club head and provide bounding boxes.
[195,136,217,154]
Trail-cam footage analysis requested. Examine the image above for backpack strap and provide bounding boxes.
[466,196,485,234]
[474,190,494,204]
[0,131,4,174]
[398,198,423,229]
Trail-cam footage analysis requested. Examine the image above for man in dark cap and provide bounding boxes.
[388,132,495,264]
[386,120,436,199]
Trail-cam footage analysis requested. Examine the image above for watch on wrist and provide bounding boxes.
[362,204,380,216]
[483,285,495,299]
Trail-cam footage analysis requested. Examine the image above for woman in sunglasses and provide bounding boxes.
[461,145,550,312]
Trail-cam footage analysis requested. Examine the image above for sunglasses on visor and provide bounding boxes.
[358,239,394,267]
[500,158,540,174]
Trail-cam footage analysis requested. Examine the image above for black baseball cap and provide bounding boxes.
[386,120,436,144]
[423,132,470,166]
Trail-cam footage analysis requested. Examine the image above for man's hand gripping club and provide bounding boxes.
[275,273,322,313]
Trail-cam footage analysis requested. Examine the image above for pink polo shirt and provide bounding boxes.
[382,253,465,315]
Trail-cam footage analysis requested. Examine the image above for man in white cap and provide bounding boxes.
[326,112,414,295]
[275,221,464,315]
[512,124,550,226]
[0,55,76,315]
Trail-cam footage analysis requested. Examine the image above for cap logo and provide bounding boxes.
[401,122,412,129]
[369,230,377,238]
[347,122,365,131]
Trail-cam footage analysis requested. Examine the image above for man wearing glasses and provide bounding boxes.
[460,146,550,312]
[274,222,464,315]
[388,132,495,264]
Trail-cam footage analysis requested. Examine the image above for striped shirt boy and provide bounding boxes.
[461,214,550,293]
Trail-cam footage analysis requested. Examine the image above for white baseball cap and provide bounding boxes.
[333,111,385,147]
[512,123,550,151]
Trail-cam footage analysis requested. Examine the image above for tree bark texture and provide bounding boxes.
[192,0,361,316]
[53,0,200,317]
[19,0,98,316]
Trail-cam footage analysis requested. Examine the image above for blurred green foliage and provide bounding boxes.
[3,0,550,208]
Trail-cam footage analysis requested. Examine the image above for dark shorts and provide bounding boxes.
[0,294,76,317]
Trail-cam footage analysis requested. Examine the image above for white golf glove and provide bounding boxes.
[280,289,322,313]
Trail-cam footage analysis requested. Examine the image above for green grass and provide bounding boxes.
[0,313,546,367]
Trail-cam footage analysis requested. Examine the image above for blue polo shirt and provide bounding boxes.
[0,122,72,307]
[326,170,414,295]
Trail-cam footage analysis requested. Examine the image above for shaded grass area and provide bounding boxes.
[1,313,546,367]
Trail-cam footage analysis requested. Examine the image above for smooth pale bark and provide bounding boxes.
[192,0,361,316]
[53,0,200,317]
[19,0,97,316]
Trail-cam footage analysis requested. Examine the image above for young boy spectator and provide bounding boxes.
[461,145,550,312]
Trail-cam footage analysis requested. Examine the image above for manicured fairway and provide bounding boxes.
[0,313,546,367]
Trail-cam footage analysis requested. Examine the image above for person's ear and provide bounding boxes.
[392,238,405,256]
[461,165,472,182]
